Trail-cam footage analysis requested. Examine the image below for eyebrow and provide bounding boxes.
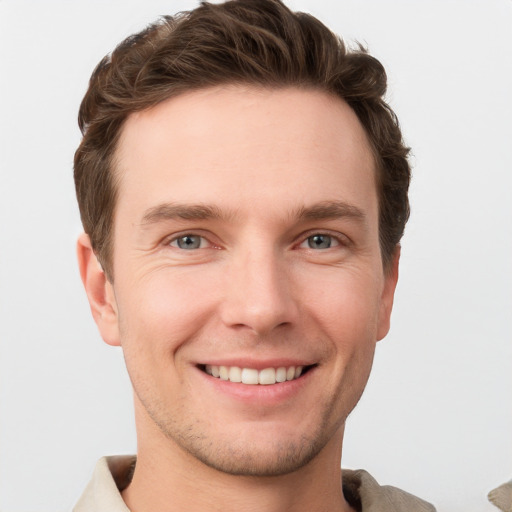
[294,200,366,223]
[140,203,233,225]
[140,200,366,226]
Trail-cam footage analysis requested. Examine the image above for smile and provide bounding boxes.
[203,365,309,385]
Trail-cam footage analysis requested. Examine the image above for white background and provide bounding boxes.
[0,1,511,511]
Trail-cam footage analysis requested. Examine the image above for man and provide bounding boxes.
[73,0,436,510]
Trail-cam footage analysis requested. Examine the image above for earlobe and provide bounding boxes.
[77,233,121,346]
[376,246,400,341]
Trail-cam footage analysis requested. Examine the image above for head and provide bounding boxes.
[74,0,410,282]
[75,0,409,478]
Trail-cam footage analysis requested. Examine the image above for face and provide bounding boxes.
[81,86,398,476]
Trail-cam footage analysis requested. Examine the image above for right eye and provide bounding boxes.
[169,234,207,250]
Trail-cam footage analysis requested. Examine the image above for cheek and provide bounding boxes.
[303,268,383,342]
[116,267,222,355]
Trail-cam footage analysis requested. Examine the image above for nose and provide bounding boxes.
[219,246,299,336]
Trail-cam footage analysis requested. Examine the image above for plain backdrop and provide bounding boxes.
[0,1,511,511]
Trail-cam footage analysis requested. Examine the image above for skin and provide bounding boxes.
[78,85,399,512]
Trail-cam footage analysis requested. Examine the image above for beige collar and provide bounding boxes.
[74,456,436,512]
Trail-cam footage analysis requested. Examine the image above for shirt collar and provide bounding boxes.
[74,456,436,512]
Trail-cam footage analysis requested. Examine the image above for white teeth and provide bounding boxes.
[276,367,287,383]
[258,368,276,385]
[228,366,242,383]
[241,368,259,385]
[204,365,307,385]
[219,366,229,380]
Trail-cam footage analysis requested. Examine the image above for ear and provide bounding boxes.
[77,233,121,346]
[376,246,400,341]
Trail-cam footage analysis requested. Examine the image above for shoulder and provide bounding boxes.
[343,469,437,512]
[73,456,135,512]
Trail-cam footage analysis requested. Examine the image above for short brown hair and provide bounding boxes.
[74,0,410,280]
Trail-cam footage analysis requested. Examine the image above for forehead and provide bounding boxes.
[115,86,377,221]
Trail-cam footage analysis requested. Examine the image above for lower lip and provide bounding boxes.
[195,366,315,405]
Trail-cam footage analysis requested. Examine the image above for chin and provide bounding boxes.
[180,434,327,477]
[155,412,340,478]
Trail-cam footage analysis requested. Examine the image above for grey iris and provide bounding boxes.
[177,235,202,249]
[308,234,332,249]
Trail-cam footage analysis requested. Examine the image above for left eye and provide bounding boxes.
[301,234,339,250]
[170,235,206,250]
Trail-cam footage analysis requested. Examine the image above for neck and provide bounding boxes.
[122,411,353,512]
